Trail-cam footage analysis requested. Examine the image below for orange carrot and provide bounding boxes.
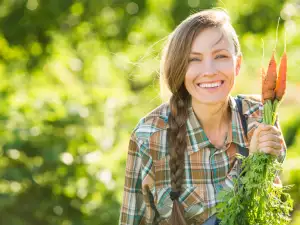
[262,51,277,101]
[275,51,287,101]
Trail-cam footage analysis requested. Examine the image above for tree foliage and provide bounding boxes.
[0,0,299,225]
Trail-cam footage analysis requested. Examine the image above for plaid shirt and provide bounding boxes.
[119,95,287,225]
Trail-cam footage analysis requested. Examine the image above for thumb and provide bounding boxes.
[249,123,265,154]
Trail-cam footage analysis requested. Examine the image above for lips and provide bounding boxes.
[197,80,224,88]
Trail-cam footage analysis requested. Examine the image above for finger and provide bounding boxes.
[259,134,282,143]
[258,141,282,150]
[258,124,279,132]
[249,124,269,153]
[259,129,280,138]
[263,124,280,132]
[259,147,281,156]
[262,123,279,131]
[259,124,273,131]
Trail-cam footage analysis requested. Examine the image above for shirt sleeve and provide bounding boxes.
[274,114,287,163]
[119,133,156,225]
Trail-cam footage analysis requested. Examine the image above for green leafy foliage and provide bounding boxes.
[217,153,293,225]
[0,0,300,225]
[217,99,294,224]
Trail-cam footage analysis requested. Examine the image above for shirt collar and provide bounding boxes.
[186,95,249,155]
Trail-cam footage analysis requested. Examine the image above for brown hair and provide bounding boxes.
[160,9,241,225]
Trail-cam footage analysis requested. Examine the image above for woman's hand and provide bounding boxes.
[249,123,283,156]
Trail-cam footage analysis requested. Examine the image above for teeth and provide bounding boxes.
[199,81,222,88]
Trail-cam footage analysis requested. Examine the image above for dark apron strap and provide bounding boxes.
[234,97,250,178]
[235,97,249,158]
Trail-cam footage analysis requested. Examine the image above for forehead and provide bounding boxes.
[190,27,234,53]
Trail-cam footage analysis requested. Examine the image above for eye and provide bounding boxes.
[215,54,228,59]
[188,57,201,62]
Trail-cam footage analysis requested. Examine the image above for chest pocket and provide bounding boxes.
[153,156,207,221]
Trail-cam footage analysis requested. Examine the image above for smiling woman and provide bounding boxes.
[119,9,287,225]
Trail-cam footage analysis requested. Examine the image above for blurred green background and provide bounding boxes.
[0,0,299,224]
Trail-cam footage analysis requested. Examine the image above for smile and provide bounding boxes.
[197,80,224,89]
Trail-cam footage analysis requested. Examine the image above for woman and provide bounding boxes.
[119,9,286,225]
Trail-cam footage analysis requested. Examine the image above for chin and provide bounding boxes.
[192,94,229,105]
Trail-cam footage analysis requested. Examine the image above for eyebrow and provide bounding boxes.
[190,48,229,55]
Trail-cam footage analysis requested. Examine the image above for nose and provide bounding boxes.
[201,59,216,76]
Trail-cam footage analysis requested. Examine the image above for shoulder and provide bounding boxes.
[131,102,170,143]
[236,94,263,119]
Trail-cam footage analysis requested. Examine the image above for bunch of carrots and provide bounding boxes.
[262,48,286,125]
[217,32,293,225]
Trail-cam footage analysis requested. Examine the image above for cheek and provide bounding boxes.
[186,64,199,77]
[185,66,198,83]
[215,60,235,74]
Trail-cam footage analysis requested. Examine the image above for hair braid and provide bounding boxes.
[168,87,189,225]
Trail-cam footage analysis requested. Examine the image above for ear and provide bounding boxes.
[235,55,242,76]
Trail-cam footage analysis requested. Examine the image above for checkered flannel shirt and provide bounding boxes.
[119,95,287,225]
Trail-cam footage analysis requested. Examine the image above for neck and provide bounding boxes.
[191,96,231,133]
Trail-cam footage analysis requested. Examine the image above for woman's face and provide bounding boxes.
[184,27,242,105]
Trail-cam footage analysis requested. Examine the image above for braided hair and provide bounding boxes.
[168,86,189,225]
